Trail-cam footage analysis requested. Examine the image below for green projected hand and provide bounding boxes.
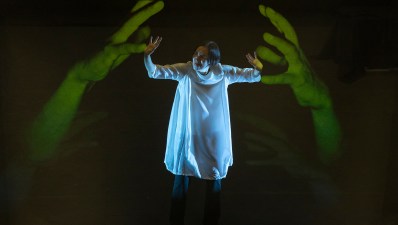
[257,5,341,164]
[257,5,330,110]
[28,1,164,162]
[70,1,164,82]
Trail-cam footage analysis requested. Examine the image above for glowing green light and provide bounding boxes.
[27,1,164,162]
[256,5,342,164]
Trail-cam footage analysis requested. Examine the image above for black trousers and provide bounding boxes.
[169,175,221,225]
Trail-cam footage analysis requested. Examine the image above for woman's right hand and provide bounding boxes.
[144,36,162,56]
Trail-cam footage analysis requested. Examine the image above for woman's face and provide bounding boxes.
[192,46,210,73]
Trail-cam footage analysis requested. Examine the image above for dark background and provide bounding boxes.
[1,0,398,224]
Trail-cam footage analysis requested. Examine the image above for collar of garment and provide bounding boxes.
[188,61,223,85]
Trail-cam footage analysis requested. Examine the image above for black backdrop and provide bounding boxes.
[1,0,397,224]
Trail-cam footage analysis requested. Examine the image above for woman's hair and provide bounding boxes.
[203,41,221,66]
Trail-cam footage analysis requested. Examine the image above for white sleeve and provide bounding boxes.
[222,64,261,85]
[148,63,190,81]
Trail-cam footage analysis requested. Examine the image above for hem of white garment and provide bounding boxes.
[165,165,229,180]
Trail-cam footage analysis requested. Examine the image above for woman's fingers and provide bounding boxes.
[154,36,162,46]
[149,36,162,45]
[246,53,254,62]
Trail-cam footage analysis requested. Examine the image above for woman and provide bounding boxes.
[144,36,262,225]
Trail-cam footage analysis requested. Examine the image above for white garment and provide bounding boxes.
[148,61,261,180]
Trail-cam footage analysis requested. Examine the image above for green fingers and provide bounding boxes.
[100,4,159,78]
[259,4,299,47]
[74,6,158,82]
[111,43,147,55]
[110,1,164,44]
[108,43,147,70]
[133,26,151,44]
[107,26,151,71]
[263,32,300,64]
[261,73,293,85]
[256,45,285,66]
[131,0,154,13]
[258,4,267,17]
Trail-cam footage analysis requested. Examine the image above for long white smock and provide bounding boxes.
[148,61,261,180]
